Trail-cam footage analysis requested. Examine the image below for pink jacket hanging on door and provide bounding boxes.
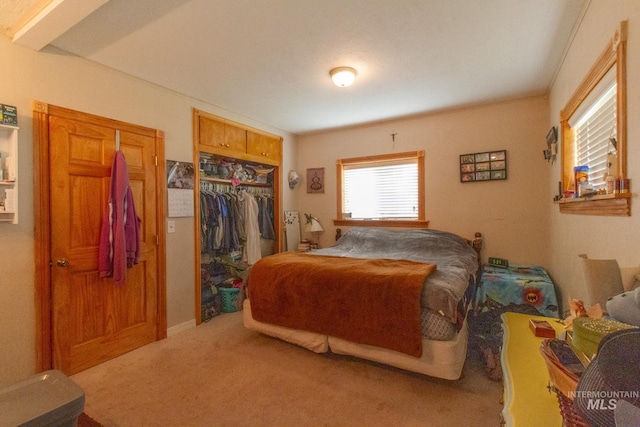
[98,150,141,286]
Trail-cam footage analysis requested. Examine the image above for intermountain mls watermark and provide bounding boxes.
[568,390,640,410]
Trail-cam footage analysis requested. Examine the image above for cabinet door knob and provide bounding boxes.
[56,258,70,267]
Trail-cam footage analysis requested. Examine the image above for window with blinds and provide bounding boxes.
[558,20,627,216]
[343,160,418,220]
[336,151,424,224]
[572,82,617,191]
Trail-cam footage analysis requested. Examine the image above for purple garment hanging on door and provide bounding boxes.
[98,150,141,286]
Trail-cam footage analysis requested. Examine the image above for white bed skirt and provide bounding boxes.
[242,299,468,380]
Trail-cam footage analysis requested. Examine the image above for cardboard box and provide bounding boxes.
[529,319,556,338]
[0,104,18,126]
[573,165,588,195]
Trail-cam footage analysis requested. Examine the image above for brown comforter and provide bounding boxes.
[248,252,436,357]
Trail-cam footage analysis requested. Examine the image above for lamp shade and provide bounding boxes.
[306,218,324,233]
[330,67,356,87]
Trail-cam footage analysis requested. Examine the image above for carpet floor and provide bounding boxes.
[72,311,502,426]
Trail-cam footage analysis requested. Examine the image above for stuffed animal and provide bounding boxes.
[563,297,603,330]
[606,287,640,327]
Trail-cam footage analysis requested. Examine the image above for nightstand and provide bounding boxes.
[476,264,559,318]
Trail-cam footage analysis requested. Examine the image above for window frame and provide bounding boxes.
[558,21,629,216]
[334,150,429,228]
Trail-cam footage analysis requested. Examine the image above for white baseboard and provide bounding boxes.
[167,319,196,337]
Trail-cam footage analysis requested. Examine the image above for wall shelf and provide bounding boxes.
[555,193,631,216]
[200,175,271,188]
[0,124,18,224]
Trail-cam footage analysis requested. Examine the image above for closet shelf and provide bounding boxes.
[200,176,271,187]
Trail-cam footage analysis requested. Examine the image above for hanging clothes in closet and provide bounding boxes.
[257,195,276,241]
[199,182,274,260]
[200,188,243,256]
[199,181,274,321]
[242,189,262,265]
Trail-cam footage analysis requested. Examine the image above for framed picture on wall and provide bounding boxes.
[460,150,507,183]
[307,168,325,193]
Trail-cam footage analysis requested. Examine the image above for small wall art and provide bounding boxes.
[167,160,194,189]
[460,150,507,182]
[307,168,325,193]
[544,126,558,164]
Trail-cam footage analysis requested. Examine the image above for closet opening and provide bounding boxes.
[197,153,277,322]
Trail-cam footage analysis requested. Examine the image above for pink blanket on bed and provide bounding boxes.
[248,252,436,357]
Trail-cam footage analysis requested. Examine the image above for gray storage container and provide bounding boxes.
[0,370,85,427]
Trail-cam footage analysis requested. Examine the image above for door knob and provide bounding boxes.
[56,258,70,267]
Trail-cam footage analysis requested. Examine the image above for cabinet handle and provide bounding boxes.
[56,258,70,267]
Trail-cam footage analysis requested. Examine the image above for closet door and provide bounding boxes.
[198,116,247,153]
[247,131,281,161]
[198,116,224,149]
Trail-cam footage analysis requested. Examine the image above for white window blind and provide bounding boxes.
[343,160,418,220]
[571,70,617,190]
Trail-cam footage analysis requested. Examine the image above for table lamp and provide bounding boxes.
[305,215,324,248]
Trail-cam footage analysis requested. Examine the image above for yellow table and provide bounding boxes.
[501,312,566,426]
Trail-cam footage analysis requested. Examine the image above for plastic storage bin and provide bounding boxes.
[0,369,85,427]
[220,287,240,313]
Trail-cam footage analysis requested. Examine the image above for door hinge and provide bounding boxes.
[156,235,159,246]
[155,155,158,166]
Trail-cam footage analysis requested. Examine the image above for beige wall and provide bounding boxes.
[296,96,550,265]
[547,0,640,308]
[0,37,296,387]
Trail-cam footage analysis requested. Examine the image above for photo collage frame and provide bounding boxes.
[460,150,507,183]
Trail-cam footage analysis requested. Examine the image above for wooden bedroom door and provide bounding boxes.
[43,105,166,375]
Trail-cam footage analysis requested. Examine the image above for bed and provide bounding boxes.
[242,227,481,380]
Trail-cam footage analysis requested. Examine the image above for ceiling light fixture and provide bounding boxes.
[330,67,357,87]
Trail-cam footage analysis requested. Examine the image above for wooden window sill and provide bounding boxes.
[555,193,631,216]
[333,219,430,228]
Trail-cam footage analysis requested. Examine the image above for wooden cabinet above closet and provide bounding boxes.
[195,109,282,166]
[247,130,281,161]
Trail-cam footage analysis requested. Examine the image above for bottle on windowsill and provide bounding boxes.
[605,173,615,194]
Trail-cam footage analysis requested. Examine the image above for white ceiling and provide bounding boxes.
[1,0,587,135]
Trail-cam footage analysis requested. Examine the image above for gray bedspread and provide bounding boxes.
[310,227,479,323]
